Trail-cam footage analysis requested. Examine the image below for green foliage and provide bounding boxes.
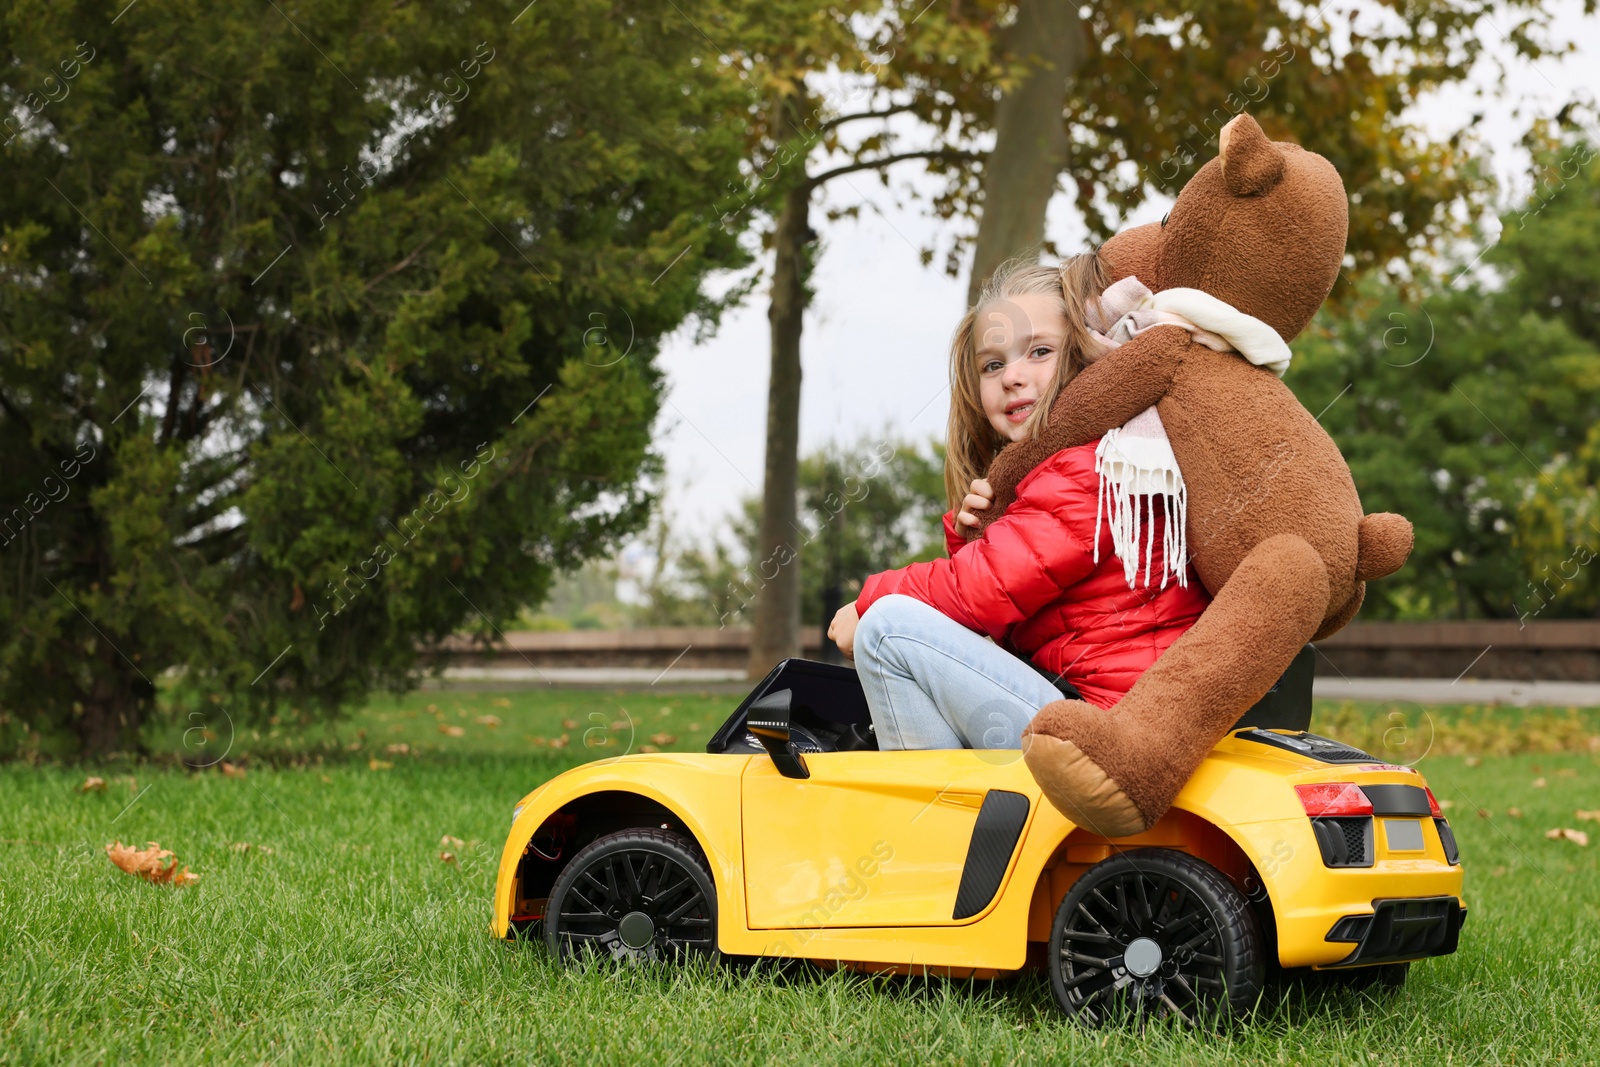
[0,1,758,753]
[790,436,947,625]
[1289,137,1600,619]
[1057,0,1560,291]
[646,436,947,629]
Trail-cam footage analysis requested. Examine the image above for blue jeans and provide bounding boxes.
[854,594,1065,750]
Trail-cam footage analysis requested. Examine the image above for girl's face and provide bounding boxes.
[975,292,1067,442]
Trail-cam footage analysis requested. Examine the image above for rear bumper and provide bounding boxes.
[1234,816,1465,967]
[1321,895,1467,968]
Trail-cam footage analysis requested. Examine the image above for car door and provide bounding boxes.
[740,749,1041,930]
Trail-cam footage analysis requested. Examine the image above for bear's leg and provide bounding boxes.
[1312,580,1364,641]
[1023,533,1332,834]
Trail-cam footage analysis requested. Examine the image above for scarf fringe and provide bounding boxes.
[1093,428,1188,590]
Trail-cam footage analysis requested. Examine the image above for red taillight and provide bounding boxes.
[1425,787,1443,818]
[1295,782,1373,817]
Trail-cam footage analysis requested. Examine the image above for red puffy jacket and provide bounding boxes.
[855,438,1211,709]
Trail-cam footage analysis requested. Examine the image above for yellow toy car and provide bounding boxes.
[493,651,1465,1025]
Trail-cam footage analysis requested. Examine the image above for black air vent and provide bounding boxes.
[1310,816,1374,868]
[1237,729,1378,764]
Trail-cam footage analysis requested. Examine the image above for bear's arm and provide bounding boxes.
[1048,324,1189,448]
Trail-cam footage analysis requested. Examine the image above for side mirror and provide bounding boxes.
[745,689,810,780]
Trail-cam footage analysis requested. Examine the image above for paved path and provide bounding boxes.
[1312,676,1600,707]
[426,667,1600,706]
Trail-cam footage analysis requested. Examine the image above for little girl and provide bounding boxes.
[827,254,1211,750]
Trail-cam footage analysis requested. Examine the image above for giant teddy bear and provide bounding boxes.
[969,112,1414,836]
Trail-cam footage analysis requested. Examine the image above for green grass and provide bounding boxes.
[4,691,1599,1065]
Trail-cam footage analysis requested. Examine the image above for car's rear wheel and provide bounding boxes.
[545,828,718,965]
[1049,848,1264,1028]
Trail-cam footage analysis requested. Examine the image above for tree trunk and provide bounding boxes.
[74,638,149,757]
[748,181,812,677]
[966,0,1086,305]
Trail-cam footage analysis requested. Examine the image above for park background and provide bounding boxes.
[2,1,1599,1064]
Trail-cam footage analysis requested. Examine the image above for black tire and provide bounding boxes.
[1048,848,1264,1028]
[545,828,718,965]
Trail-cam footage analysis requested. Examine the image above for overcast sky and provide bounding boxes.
[649,3,1600,549]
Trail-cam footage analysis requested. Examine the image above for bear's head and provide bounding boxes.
[1099,112,1348,344]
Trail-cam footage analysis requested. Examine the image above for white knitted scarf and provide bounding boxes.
[1085,276,1293,590]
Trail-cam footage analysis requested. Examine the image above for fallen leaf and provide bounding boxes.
[562,719,579,730]
[492,698,511,709]
[476,714,501,728]
[527,736,548,747]
[438,724,465,738]
[383,743,410,755]
[344,741,363,751]
[687,722,701,732]
[1507,807,1523,818]
[220,761,246,779]
[1532,777,1547,788]
[1544,827,1590,846]
[1476,809,1491,819]
[105,841,199,886]
[650,733,677,746]
[77,777,107,793]
[609,719,630,732]
[1576,810,1600,822]
[230,842,275,855]
[1464,756,1482,767]
[1556,768,1577,778]
[548,735,569,750]
[441,835,465,848]
[639,744,661,754]
[1438,799,1455,810]
[320,774,333,784]
[426,703,439,713]
[368,758,393,771]
[438,851,457,864]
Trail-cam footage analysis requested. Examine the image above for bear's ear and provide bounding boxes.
[1219,113,1285,196]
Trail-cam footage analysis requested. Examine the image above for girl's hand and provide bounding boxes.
[828,603,860,659]
[956,478,994,531]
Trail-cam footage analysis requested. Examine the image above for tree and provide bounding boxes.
[963,0,1571,301]
[964,0,1084,305]
[665,435,946,632]
[1503,123,1600,621]
[733,1,1583,677]
[0,1,757,754]
[705,1,1006,676]
[1288,132,1600,620]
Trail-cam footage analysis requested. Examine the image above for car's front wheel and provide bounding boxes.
[1049,848,1264,1028]
[545,828,718,965]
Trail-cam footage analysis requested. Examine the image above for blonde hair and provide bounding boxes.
[944,251,1113,512]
